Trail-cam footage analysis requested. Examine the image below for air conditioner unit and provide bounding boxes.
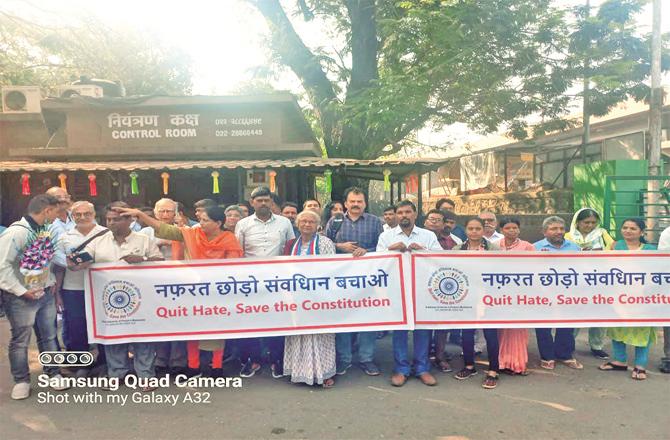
[1,86,42,113]
[57,84,103,98]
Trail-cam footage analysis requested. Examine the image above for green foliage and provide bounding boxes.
[250,0,668,160]
[0,11,192,95]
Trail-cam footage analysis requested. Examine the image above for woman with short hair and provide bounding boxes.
[282,210,337,388]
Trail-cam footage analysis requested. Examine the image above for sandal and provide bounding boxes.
[322,377,335,388]
[598,362,628,371]
[560,358,584,370]
[482,374,498,389]
[437,360,453,373]
[540,360,555,370]
[631,367,647,381]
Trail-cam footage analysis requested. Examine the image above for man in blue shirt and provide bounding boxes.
[326,187,383,376]
[533,216,583,371]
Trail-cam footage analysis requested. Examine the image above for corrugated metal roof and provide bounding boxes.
[0,157,449,174]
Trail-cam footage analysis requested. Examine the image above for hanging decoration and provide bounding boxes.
[21,173,31,196]
[161,172,170,195]
[323,169,332,194]
[58,173,67,190]
[405,174,419,193]
[88,174,98,197]
[211,171,220,194]
[268,170,277,192]
[129,172,139,195]
[383,169,391,192]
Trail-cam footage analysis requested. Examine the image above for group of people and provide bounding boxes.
[1,186,669,401]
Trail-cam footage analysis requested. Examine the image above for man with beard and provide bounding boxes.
[377,200,441,387]
[235,187,295,378]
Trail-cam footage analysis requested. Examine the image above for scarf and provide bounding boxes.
[291,234,320,256]
[569,207,606,250]
[179,227,242,260]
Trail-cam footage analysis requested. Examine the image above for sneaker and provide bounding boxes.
[49,374,71,391]
[11,382,30,400]
[271,362,284,379]
[454,367,478,380]
[359,361,381,376]
[591,349,610,360]
[239,360,261,378]
[336,362,352,376]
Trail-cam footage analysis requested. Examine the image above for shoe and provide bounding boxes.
[49,374,71,391]
[11,382,30,400]
[591,349,610,360]
[239,360,261,378]
[482,374,499,389]
[454,367,478,380]
[390,373,408,387]
[359,362,381,376]
[141,385,158,392]
[417,372,437,386]
[336,362,352,376]
[271,362,285,379]
[435,360,452,373]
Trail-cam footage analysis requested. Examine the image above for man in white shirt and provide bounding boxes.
[73,202,163,390]
[479,210,504,243]
[377,200,441,388]
[140,198,178,260]
[382,205,398,232]
[235,187,294,378]
[659,226,670,373]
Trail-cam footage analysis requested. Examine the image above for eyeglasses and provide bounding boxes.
[481,218,496,223]
[72,212,95,218]
[425,217,444,223]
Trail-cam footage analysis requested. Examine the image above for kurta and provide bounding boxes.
[607,241,657,347]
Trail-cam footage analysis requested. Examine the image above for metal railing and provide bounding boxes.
[603,175,670,242]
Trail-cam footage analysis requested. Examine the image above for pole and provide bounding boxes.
[648,0,662,242]
[581,0,591,164]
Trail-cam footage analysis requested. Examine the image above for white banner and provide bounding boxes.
[85,251,670,343]
[412,251,670,329]
[84,254,411,344]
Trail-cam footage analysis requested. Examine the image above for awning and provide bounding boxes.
[0,157,450,180]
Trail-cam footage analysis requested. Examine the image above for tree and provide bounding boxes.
[0,10,193,95]
[247,0,668,162]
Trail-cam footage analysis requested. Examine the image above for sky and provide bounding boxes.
[4,0,668,150]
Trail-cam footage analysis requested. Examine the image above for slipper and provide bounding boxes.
[631,367,647,381]
[540,360,555,370]
[561,359,583,370]
[599,362,628,371]
[322,377,335,388]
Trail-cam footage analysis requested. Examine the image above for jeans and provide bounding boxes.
[462,329,499,372]
[61,289,88,352]
[3,291,59,383]
[574,327,606,350]
[238,337,284,365]
[612,339,651,368]
[105,343,156,378]
[155,341,187,369]
[536,328,575,361]
[392,330,431,376]
[336,331,377,365]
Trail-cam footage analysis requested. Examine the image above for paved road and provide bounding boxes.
[1,320,668,440]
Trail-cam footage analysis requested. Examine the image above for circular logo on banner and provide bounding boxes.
[102,280,141,319]
[427,267,469,305]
